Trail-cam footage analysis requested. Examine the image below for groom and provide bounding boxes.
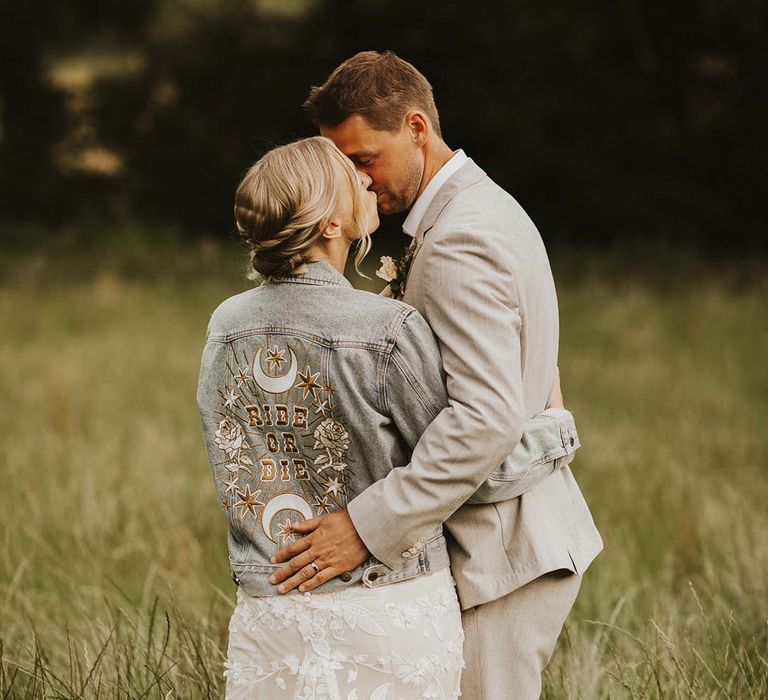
[272,50,603,698]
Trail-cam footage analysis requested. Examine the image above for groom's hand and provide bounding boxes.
[269,510,370,594]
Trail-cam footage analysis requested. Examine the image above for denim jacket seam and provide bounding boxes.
[529,444,572,467]
[267,275,350,289]
[383,303,414,353]
[378,306,414,415]
[387,309,442,419]
[362,533,448,588]
[208,326,390,351]
[389,353,441,421]
[379,350,391,416]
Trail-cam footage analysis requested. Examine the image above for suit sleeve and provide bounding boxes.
[347,225,527,569]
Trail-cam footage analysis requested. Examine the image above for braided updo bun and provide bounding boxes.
[234,136,370,281]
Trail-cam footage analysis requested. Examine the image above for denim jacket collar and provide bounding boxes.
[272,260,352,289]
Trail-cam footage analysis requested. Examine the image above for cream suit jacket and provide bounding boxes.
[347,159,603,609]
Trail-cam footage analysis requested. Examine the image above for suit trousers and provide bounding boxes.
[460,570,581,700]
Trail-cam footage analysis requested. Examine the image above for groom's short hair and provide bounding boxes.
[304,50,442,138]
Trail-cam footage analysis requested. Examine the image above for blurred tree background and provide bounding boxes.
[1,0,765,254]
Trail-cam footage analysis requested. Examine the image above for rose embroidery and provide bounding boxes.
[314,418,350,455]
[313,418,350,473]
[214,418,253,471]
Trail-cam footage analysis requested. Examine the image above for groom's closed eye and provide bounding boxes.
[349,152,376,167]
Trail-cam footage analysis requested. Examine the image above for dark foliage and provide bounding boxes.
[1,0,766,249]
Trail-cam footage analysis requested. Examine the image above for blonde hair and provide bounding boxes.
[234,136,371,281]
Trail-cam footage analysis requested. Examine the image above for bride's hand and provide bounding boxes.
[547,367,564,409]
[269,510,370,593]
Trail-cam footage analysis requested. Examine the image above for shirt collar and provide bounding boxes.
[270,260,352,288]
[402,149,468,237]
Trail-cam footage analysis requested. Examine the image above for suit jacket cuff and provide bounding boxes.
[347,490,406,570]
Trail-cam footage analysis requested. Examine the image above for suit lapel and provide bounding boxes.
[404,160,487,299]
[412,159,487,254]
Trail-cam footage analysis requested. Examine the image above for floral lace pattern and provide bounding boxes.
[224,567,464,700]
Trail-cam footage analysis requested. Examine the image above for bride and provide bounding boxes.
[196,136,579,699]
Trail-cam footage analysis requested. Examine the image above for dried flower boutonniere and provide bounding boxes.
[375,244,416,299]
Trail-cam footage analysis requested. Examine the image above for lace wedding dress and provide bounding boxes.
[224,566,464,700]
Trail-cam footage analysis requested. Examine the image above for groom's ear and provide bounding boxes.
[405,111,429,147]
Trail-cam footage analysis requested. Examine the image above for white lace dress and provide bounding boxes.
[224,566,464,700]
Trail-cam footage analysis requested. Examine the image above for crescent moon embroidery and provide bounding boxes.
[261,493,314,543]
[252,347,298,394]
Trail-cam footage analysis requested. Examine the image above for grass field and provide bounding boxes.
[1,231,766,698]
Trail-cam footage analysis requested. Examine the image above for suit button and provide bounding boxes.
[368,572,379,581]
[570,437,575,446]
[340,572,352,582]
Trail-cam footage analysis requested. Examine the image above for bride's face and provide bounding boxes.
[335,162,379,240]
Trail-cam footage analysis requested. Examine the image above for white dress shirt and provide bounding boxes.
[402,149,468,237]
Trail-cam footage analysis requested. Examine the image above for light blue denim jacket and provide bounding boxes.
[196,261,580,596]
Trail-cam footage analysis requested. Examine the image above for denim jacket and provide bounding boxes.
[196,261,579,596]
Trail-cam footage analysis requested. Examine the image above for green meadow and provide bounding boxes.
[1,230,766,698]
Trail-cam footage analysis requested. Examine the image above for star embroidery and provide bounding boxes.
[223,473,240,494]
[296,366,321,400]
[234,484,264,516]
[223,386,240,409]
[312,496,332,514]
[234,366,251,385]
[323,383,336,396]
[221,499,231,511]
[276,518,296,544]
[324,476,344,497]
[266,347,286,372]
[312,397,330,417]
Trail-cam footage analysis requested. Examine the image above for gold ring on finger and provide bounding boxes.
[310,561,320,574]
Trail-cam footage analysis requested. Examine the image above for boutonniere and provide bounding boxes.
[375,244,416,298]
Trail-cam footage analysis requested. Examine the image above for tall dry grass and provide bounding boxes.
[1,232,766,698]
